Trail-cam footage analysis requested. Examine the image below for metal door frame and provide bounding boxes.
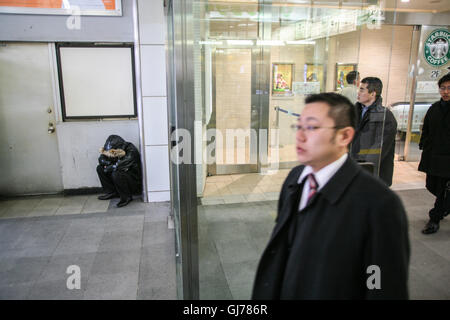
[168,0,199,300]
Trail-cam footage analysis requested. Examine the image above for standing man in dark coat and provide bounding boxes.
[419,73,450,234]
[351,77,397,186]
[252,93,410,300]
[96,135,142,207]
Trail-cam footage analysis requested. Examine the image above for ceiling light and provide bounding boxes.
[400,0,410,2]
[257,40,285,46]
[286,40,316,45]
[227,40,254,46]
[199,41,223,45]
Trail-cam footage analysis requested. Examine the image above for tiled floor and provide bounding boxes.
[1,159,447,300]
[201,159,426,204]
[198,190,450,300]
[0,195,110,219]
[197,159,448,300]
[0,196,176,300]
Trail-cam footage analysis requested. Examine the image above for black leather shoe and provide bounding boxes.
[422,220,440,234]
[98,192,119,200]
[117,197,132,208]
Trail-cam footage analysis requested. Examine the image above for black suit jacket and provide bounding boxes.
[252,156,410,299]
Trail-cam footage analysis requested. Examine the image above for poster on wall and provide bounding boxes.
[335,63,357,91]
[304,63,324,92]
[272,63,294,96]
[0,0,122,16]
[293,82,320,95]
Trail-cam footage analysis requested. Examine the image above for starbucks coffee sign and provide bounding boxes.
[424,29,449,67]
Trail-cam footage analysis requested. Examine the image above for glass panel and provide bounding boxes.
[215,48,254,168]
[176,0,400,300]
[406,26,449,162]
[166,0,184,299]
[269,1,365,167]
[194,0,264,300]
[169,0,448,300]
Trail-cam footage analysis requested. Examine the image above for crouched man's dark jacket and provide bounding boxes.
[351,97,397,186]
[418,99,450,178]
[98,135,142,183]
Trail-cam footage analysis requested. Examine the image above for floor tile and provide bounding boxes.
[81,195,110,214]
[83,272,139,300]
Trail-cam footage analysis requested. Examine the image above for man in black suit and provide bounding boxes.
[252,93,410,299]
[419,73,450,234]
[351,77,397,186]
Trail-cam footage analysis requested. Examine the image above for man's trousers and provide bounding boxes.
[96,165,141,200]
[426,174,450,223]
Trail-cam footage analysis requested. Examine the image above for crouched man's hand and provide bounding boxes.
[103,164,117,174]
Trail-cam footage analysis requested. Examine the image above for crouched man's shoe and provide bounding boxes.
[98,192,119,200]
[117,197,132,208]
[422,220,440,235]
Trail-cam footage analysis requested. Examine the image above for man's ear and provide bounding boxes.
[339,127,355,147]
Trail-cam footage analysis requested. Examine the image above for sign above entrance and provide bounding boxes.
[423,28,449,67]
[0,0,122,16]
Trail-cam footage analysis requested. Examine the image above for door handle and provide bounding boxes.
[48,122,55,134]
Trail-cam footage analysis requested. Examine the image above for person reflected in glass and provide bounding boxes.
[419,73,450,234]
[252,93,410,299]
[338,71,360,105]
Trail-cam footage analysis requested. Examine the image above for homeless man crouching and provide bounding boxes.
[96,135,142,208]
[252,93,410,299]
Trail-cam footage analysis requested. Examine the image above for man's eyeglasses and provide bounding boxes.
[439,86,450,92]
[290,124,343,132]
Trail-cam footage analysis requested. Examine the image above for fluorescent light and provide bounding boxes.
[199,41,223,45]
[401,0,410,2]
[227,40,254,45]
[256,40,285,46]
[286,40,316,45]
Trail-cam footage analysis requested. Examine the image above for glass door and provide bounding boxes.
[168,0,404,300]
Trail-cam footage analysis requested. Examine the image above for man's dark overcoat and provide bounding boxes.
[418,99,450,181]
[351,97,397,186]
[252,156,410,299]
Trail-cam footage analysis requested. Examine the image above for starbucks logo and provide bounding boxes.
[424,29,449,67]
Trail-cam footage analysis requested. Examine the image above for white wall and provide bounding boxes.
[56,121,139,189]
[137,0,170,202]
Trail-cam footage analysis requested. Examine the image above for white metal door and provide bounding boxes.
[0,42,63,195]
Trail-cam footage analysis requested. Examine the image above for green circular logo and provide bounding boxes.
[424,28,449,67]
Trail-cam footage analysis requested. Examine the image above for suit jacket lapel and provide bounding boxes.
[268,157,361,246]
[318,156,360,205]
[270,170,304,241]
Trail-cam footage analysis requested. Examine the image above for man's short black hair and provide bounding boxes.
[438,73,450,87]
[346,71,359,85]
[304,92,357,129]
[361,77,383,98]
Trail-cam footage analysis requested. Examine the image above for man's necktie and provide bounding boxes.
[306,173,318,204]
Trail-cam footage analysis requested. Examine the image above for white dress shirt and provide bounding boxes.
[297,153,348,211]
